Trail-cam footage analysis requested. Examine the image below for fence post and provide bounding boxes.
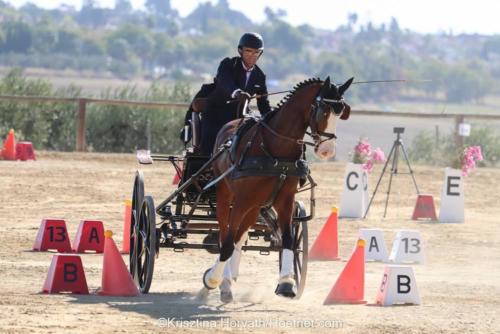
[435,125,440,149]
[146,117,151,151]
[76,99,87,152]
[455,115,465,149]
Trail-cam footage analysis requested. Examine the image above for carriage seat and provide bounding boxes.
[190,97,258,158]
[190,98,207,150]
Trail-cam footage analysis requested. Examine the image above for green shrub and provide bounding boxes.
[408,130,439,164]
[86,82,190,153]
[0,69,69,149]
[409,124,500,167]
[0,69,191,153]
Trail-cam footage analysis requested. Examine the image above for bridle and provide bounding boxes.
[259,93,346,151]
[307,95,346,150]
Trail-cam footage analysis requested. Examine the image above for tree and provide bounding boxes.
[318,55,351,81]
[145,0,172,16]
[481,36,500,60]
[265,21,305,52]
[185,1,252,32]
[264,7,287,21]
[1,20,33,53]
[389,17,400,33]
[108,24,155,62]
[19,2,45,21]
[347,13,358,29]
[78,1,108,28]
[53,29,81,54]
[444,64,491,102]
[81,38,105,56]
[114,0,132,14]
[107,38,132,62]
[153,33,176,69]
[32,27,57,54]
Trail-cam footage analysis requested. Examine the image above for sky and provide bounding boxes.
[4,0,500,35]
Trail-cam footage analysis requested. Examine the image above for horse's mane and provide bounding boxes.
[275,77,323,111]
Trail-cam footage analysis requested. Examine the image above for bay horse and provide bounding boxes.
[202,76,353,302]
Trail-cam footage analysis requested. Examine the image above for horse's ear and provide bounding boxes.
[338,77,354,96]
[320,76,331,96]
[323,76,331,87]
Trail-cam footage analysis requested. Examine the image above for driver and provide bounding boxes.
[200,32,272,155]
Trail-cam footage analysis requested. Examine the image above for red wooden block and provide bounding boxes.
[72,220,105,253]
[42,255,89,294]
[33,219,72,253]
[412,194,437,220]
[15,141,36,161]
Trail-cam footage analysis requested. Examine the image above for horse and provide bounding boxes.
[202,76,353,302]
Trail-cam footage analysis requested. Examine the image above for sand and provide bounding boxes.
[0,152,498,333]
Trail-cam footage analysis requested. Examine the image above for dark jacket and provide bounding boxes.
[201,57,271,154]
[204,57,271,125]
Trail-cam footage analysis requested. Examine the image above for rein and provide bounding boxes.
[226,78,431,103]
[258,95,344,149]
[258,121,320,148]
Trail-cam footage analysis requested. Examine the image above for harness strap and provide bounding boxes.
[263,172,287,209]
[232,157,309,179]
[259,121,302,145]
[238,130,258,167]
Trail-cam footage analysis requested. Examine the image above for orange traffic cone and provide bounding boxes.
[99,230,139,297]
[324,239,366,304]
[121,200,132,253]
[309,207,340,261]
[2,129,16,160]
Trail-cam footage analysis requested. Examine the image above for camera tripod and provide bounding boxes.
[364,127,420,218]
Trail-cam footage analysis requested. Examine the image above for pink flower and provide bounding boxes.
[470,146,483,161]
[362,160,374,173]
[352,137,385,173]
[461,146,484,176]
[372,148,386,162]
[354,139,372,156]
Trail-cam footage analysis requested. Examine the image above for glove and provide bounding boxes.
[233,90,252,103]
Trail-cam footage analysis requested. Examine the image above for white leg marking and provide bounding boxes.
[230,231,248,281]
[279,248,295,283]
[205,259,227,289]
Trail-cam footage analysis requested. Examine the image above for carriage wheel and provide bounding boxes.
[131,195,157,293]
[130,171,144,277]
[279,201,308,299]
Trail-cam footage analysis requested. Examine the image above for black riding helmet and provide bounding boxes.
[238,32,264,51]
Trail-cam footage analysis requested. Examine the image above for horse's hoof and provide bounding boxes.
[220,290,233,303]
[275,282,296,298]
[203,269,219,290]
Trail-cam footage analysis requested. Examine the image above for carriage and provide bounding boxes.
[128,76,353,301]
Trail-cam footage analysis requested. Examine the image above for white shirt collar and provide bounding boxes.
[241,60,254,72]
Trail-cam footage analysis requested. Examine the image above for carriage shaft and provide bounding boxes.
[160,242,281,253]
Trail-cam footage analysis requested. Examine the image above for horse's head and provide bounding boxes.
[311,76,353,160]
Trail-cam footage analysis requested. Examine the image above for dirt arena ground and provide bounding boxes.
[0,152,499,333]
